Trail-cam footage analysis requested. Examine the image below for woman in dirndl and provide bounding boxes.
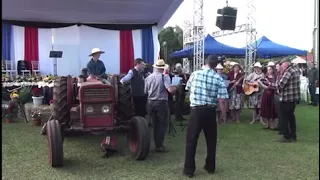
[215,63,228,124]
[227,63,244,123]
[258,62,277,129]
[244,62,265,124]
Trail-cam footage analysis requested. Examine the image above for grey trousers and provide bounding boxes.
[148,100,169,148]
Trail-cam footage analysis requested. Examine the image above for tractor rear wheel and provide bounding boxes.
[127,116,150,160]
[52,76,69,124]
[47,120,63,167]
[114,75,134,122]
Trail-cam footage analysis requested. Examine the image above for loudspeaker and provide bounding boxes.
[216,6,237,31]
[216,16,237,31]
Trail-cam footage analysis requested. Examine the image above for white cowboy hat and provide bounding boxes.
[153,59,168,69]
[201,65,206,69]
[267,61,275,67]
[89,48,105,56]
[229,62,238,66]
[252,62,262,68]
[215,63,224,70]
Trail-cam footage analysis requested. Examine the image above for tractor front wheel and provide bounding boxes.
[127,116,150,160]
[47,120,63,167]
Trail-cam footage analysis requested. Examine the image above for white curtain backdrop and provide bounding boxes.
[35,25,159,75]
[152,26,161,62]
[132,29,142,60]
[79,25,120,74]
[53,25,81,76]
[38,28,53,75]
[12,25,25,68]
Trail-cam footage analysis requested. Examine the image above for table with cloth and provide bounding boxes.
[2,81,54,104]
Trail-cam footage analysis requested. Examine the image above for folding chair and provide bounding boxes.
[31,61,40,75]
[2,60,17,77]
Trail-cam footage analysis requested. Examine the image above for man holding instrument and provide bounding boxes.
[244,62,265,124]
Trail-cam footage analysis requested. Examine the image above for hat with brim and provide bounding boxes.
[215,63,224,70]
[267,61,275,67]
[153,59,168,69]
[230,62,241,68]
[89,48,105,56]
[252,62,262,68]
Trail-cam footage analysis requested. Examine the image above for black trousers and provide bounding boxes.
[279,102,297,139]
[148,100,169,148]
[133,96,147,117]
[184,106,217,174]
[309,83,317,104]
[274,94,281,131]
[175,90,186,119]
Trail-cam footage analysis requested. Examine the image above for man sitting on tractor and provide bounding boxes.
[86,48,108,79]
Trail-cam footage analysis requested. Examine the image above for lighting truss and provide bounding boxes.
[245,0,257,75]
[182,20,193,73]
[192,0,205,72]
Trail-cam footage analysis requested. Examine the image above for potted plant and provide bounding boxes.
[31,110,42,126]
[5,113,13,123]
[31,87,44,107]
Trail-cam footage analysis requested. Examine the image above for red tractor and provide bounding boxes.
[42,75,150,167]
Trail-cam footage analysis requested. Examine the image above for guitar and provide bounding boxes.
[229,75,244,92]
[243,77,262,95]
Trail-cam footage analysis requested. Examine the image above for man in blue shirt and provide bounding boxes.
[183,55,229,178]
[86,48,107,78]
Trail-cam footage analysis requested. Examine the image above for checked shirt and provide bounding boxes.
[185,67,229,107]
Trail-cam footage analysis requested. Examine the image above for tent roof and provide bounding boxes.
[170,35,245,58]
[253,36,307,57]
[2,0,183,27]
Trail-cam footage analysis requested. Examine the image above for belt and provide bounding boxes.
[191,105,216,109]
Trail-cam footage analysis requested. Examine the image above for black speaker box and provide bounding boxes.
[216,16,237,31]
[216,6,238,31]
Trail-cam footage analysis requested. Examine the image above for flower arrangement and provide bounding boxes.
[31,87,42,97]
[31,110,42,126]
[31,110,41,118]
[5,113,13,123]
[10,90,20,99]
[49,99,54,105]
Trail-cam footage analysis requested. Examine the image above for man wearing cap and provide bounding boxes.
[183,55,228,178]
[120,58,147,117]
[86,48,107,78]
[144,59,177,153]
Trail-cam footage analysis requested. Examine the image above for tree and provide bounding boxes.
[158,26,183,66]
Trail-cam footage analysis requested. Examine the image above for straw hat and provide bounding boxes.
[215,63,224,70]
[89,48,105,56]
[267,61,275,67]
[252,62,262,68]
[153,59,168,69]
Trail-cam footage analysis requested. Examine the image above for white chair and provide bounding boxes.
[2,60,17,77]
[31,61,40,75]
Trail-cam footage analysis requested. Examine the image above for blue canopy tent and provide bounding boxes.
[170,35,245,58]
[246,36,307,58]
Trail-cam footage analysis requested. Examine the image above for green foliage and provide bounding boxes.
[158,26,183,66]
[19,86,32,104]
[5,113,13,119]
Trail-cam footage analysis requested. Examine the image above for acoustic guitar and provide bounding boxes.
[243,77,262,95]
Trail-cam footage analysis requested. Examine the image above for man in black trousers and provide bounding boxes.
[183,55,229,178]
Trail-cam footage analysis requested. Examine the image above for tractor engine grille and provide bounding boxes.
[83,88,111,101]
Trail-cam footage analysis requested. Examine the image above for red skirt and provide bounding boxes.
[260,89,277,119]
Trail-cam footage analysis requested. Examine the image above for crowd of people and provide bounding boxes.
[81,48,318,178]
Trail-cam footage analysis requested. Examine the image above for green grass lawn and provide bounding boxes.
[2,105,319,180]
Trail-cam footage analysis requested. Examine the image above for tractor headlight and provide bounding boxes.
[86,106,94,113]
[101,105,110,114]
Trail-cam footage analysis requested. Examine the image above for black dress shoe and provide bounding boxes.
[277,137,291,143]
[204,165,215,174]
[290,137,297,142]
[271,127,280,131]
[183,172,194,178]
